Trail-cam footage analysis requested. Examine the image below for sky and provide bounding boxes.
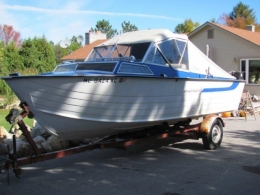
[0,0,259,44]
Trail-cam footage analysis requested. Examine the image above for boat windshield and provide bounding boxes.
[158,39,188,66]
[86,42,150,62]
[144,39,189,69]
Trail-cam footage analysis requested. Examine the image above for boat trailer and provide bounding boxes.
[0,102,224,184]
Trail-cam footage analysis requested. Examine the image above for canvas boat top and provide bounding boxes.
[7,29,236,80]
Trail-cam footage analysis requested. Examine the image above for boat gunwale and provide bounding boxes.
[2,74,245,83]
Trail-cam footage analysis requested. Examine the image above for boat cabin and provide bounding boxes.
[51,29,235,80]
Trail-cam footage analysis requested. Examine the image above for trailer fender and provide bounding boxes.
[200,114,225,134]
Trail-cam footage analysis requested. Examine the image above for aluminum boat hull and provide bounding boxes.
[3,75,244,140]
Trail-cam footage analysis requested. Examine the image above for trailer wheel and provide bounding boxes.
[202,119,223,150]
[13,167,23,178]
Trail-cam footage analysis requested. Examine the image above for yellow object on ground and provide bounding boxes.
[239,110,246,117]
[221,112,231,118]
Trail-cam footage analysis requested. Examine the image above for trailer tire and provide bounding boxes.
[13,167,23,178]
[202,119,223,150]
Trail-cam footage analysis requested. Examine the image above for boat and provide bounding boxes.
[2,29,245,140]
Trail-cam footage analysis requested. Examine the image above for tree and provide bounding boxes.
[53,43,69,63]
[229,2,256,25]
[121,21,138,33]
[210,18,218,23]
[52,36,82,64]
[219,13,248,29]
[68,36,82,51]
[93,19,117,39]
[1,41,23,73]
[174,19,199,33]
[0,41,23,104]
[0,41,4,67]
[0,24,22,48]
[219,2,258,30]
[19,36,56,73]
[18,38,37,72]
[33,36,56,72]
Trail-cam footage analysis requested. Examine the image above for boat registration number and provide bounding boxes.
[83,77,125,83]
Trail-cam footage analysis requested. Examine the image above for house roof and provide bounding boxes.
[188,21,260,47]
[61,39,107,61]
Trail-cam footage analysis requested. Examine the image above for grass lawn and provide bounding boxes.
[0,109,34,132]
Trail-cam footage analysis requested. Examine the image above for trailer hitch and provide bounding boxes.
[1,102,41,184]
[5,102,40,155]
[5,102,34,124]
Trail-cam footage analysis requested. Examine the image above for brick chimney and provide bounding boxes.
[85,30,106,45]
[246,25,255,32]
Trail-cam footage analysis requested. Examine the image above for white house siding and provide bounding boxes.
[189,25,260,96]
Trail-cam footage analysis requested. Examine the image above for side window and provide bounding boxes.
[153,49,167,64]
[118,63,153,75]
[177,40,188,66]
[207,29,214,39]
[54,64,77,72]
[180,47,189,66]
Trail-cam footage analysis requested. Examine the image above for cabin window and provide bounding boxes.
[158,40,180,64]
[157,39,189,68]
[54,63,77,72]
[207,29,214,39]
[87,43,150,61]
[118,63,153,75]
[178,42,189,66]
[240,59,260,84]
[144,45,167,65]
[144,40,189,68]
[87,45,113,60]
[76,62,116,72]
[110,43,150,60]
[129,43,150,60]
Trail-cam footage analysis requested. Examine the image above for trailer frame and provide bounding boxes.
[0,102,224,184]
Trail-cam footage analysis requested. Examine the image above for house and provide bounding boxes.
[61,30,107,61]
[188,21,260,96]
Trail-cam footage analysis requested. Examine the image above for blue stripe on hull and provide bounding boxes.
[202,82,239,93]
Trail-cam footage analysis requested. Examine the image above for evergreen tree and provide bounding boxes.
[68,36,82,52]
[19,36,56,73]
[229,2,256,25]
[18,38,37,72]
[94,19,117,38]
[121,21,138,33]
[2,41,23,73]
[0,41,20,103]
[0,41,6,74]
[219,2,259,30]
[52,36,82,64]
[53,43,69,63]
[33,36,56,72]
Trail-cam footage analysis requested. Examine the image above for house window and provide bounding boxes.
[240,59,260,84]
[207,29,214,39]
